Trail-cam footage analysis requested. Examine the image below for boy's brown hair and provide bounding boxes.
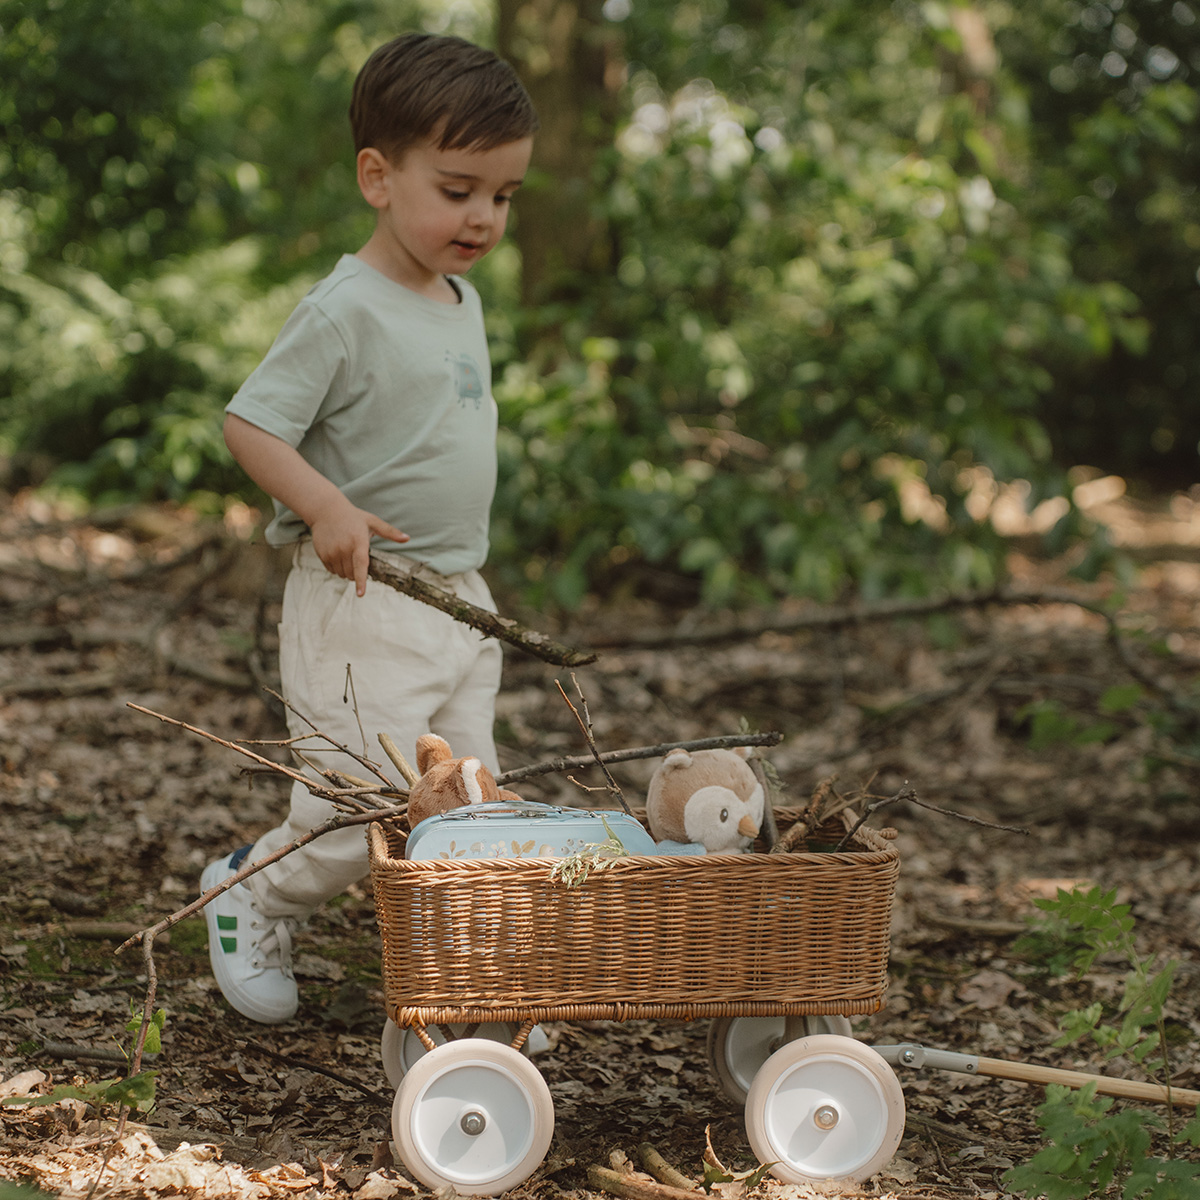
[350,33,538,161]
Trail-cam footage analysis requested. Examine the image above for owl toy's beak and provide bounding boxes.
[737,814,758,838]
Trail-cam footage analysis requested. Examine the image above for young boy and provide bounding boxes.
[202,33,538,1023]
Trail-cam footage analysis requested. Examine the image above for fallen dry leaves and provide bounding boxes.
[2,489,1200,1199]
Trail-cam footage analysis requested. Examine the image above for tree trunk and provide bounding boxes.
[496,0,622,308]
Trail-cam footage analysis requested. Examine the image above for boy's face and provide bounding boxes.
[357,136,534,297]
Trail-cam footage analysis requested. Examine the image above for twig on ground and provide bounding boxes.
[368,552,596,666]
[245,1044,392,1108]
[587,1165,702,1200]
[588,584,1198,722]
[636,1143,699,1191]
[37,1042,153,1066]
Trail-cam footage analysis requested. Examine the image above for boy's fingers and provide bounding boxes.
[352,545,369,597]
[367,514,409,544]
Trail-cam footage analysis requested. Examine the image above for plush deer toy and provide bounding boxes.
[406,734,520,829]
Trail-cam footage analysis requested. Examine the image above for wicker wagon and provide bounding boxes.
[368,807,903,1194]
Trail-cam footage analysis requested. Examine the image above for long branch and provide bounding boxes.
[367,553,596,666]
[496,731,783,787]
[115,803,406,954]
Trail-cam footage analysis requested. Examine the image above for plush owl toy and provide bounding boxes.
[645,747,764,854]
[405,734,521,829]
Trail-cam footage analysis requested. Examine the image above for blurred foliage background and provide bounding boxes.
[1,0,1197,608]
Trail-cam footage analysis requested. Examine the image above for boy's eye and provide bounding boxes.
[495,193,513,205]
[443,189,469,201]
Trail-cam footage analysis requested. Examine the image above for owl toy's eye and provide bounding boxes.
[720,807,729,822]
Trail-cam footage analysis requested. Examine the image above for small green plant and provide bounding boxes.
[1005,887,1200,1199]
[1,1005,165,1118]
[1016,698,1120,750]
[1007,1083,1200,1200]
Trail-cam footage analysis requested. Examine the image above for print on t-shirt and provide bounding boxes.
[447,352,484,407]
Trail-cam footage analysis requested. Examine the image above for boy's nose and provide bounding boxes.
[465,199,494,230]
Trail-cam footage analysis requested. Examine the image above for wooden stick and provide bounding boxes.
[748,757,780,851]
[367,554,596,666]
[38,1041,154,1065]
[636,1144,698,1191]
[496,732,783,787]
[378,732,420,787]
[771,776,840,854]
[974,1056,1200,1108]
[587,1166,703,1200]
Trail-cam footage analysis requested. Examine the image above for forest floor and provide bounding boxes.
[1,481,1199,1200]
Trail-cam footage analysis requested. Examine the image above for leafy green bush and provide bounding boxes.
[1007,887,1200,1199]
[490,2,1146,605]
[3,0,1193,607]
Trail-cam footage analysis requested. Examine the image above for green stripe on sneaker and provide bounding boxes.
[217,915,237,930]
[220,936,237,953]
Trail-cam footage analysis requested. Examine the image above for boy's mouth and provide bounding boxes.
[452,240,483,255]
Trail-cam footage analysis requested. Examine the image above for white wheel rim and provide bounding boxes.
[380,1020,519,1089]
[393,1039,554,1196]
[707,1015,854,1105]
[745,1034,905,1184]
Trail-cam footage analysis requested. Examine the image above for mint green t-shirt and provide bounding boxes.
[226,255,498,576]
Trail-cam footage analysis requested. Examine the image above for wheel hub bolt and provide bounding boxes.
[460,1110,487,1136]
[813,1104,839,1130]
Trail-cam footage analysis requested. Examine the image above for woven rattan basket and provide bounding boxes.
[369,807,898,1029]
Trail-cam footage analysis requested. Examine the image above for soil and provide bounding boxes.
[1,485,1199,1200]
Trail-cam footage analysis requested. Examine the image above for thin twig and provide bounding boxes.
[834,785,1028,851]
[378,732,420,787]
[496,731,783,787]
[128,703,394,808]
[245,1043,392,1108]
[771,776,854,854]
[341,664,371,760]
[114,803,404,954]
[263,686,395,789]
[555,675,631,813]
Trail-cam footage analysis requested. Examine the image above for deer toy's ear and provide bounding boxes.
[662,748,693,771]
[415,734,453,774]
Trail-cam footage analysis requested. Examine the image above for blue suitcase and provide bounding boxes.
[404,799,659,861]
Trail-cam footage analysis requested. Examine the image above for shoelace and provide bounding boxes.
[249,916,299,978]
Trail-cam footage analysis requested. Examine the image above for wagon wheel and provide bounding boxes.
[392,1038,555,1196]
[706,1014,854,1105]
[380,1019,522,1089]
[744,1034,905,1185]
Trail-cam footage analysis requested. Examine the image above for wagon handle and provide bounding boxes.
[875,1042,1200,1108]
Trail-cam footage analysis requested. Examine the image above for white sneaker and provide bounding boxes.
[201,846,299,1023]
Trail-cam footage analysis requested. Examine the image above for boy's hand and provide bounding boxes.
[221,415,408,595]
[311,503,409,597]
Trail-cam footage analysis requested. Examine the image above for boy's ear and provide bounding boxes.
[356,148,391,210]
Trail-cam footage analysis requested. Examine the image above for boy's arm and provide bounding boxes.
[224,413,408,597]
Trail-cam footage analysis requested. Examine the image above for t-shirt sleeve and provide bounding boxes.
[225,301,348,447]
